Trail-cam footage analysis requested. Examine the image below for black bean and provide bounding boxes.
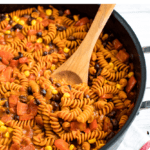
[32,9,38,12]
[14,115,19,120]
[49,42,53,46]
[55,83,61,87]
[13,56,20,60]
[96,68,102,76]
[49,49,54,54]
[106,57,111,63]
[1,98,6,100]
[111,119,119,130]
[37,32,42,37]
[57,26,64,31]
[59,10,64,16]
[42,127,45,132]
[102,42,107,47]
[68,85,71,90]
[6,109,10,114]
[1,16,6,21]
[27,87,33,95]
[19,95,26,99]
[35,98,41,106]
[0,14,5,17]
[27,17,35,25]
[68,36,76,41]
[49,15,55,20]
[62,26,66,30]
[51,101,59,111]
[67,15,73,20]
[54,94,61,101]
[22,14,30,18]
[49,77,53,83]
[4,101,9,108]
[18,52,23,58]
[10,28,14,32]
[41,89,46,96]
[13,24,23,30]
[43,51,48,56]
[107,110,116,118]
[85,94,90,98]
[59,118,63,125]
[105,132,115,141]
[9,20,13,25]
[107,99,113,102]
[0,57,2,61]
[95,63,100,69]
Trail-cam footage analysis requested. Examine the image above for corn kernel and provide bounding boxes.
[37,81,40,84]
[46,9,52,16]
[52,89,58,95]
[15,17,20,23]
[5,30,11,34]
[64,47,70,53]
[12,22,16,27]
[114,66,117,71]
[45,146,52,150]
[63,93,70,98]
[4,132,9,138]
[37,17,43,21]
[6,17,10,21]
[0,126,7,133]
[12,16,18,21]
[88,138,96,144]
[18,20,25,25]
[36,38,43,43]
[5,14,8,17]
[51,64,56,71]
[24,71,30,77]
[8,127,13,133]
[116,84,121,90]
[49,85,55,90]
[104,80,108,84]
[46,45,49,49]
[69,144,75,150]
[0,121,4,126]
[128,72,134,78]
[31,20,36,26]
[109,62,114,68]
[73,15,79,21]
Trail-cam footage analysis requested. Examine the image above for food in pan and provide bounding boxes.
[0,5,137,150]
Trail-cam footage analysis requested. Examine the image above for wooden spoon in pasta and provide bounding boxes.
[51,4,116,84]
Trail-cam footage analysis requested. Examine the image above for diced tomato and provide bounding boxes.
[34,43,42,51]
[42,19,49,27]
[19,114,35,121]
[28,29,37,36]
[2,57,9,65]
[16,32,25,40]
[70,121,86,131]
[54,139,69,150]
[35,115,44,127]
[116,49,129,63]
[19,57,28,64]
[26,42,34,49]
[3,66,13,82]
[89,119,98,131]
[103,117,113,132]
[112,39,123,50]
[126,76,137,93]
[0,50,14,61]
[100,93,113,99]
[10,143,20,150]
[17,101,28,116]
[23,126,33,138]
[74,17,90,26]
[28,99,38,116]
[84,128,91,133]
[64,9,71,15]
[39,12,47,19]
[1,114,13,123]
[28,74,36,80]
[9,95,19,108]
[0,62,6,71]
[10,59,19,68]
[23,144,35,150]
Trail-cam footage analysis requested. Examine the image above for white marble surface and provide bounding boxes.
[114,4,150,149]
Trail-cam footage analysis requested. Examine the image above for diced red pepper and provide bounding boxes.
[89,119,98,131]
[3,66,13,82]
[70,121,86,131]
[54,139,69,150]
[34,43,42,51]
[112,39,123,50]
[9,95,19,108]
[0,62,6,72]
[35,115,44,127]
[100,93,113,99]
[28,74,36,80]
[126,76,137,93]
[39,12,47,19]
[16,32,25,40]
[10,59,19,68]
[17,101,28,116]
[64,9,71,15]
[74,17,90,26]
[2,57,9,65]
[1,114,13,123]
[10,143,20,150]
[0,50,14,61]
[26,42,34,49]
[42,19,49,27]
[19,114,35,121]
[84,128,91,133]
[19,57,28,64]
[116,49,129,63]
[28,29,37,36]
[28,99,38,116]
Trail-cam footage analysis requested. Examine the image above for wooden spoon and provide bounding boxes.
[51,4,116,84]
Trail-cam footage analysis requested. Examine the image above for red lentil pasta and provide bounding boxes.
[0,5,137,150]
